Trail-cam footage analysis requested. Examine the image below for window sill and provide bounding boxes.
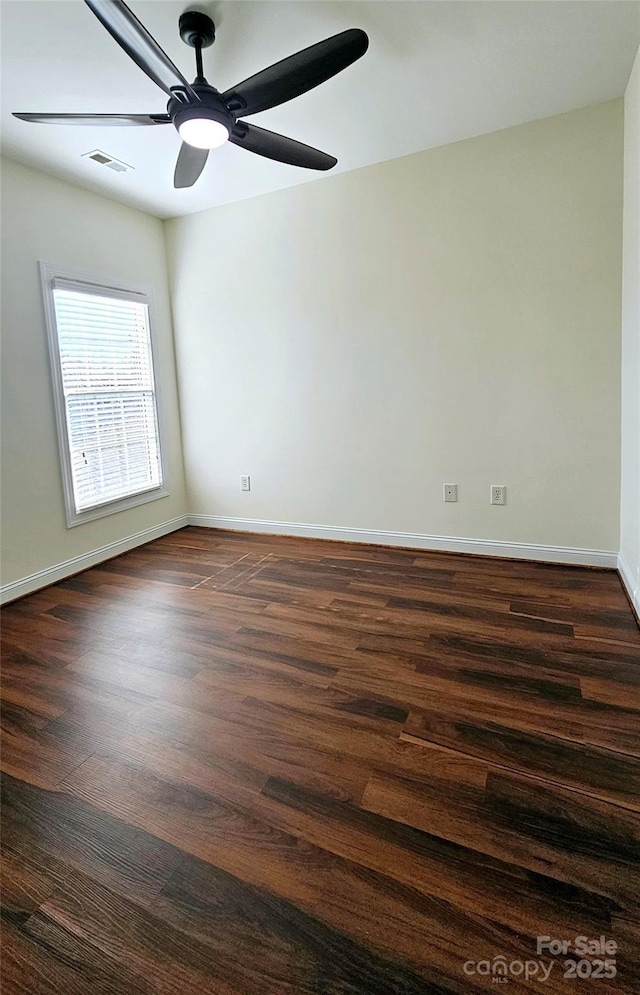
[67,484,171,528]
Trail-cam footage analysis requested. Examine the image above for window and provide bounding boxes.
[40,263,168,527]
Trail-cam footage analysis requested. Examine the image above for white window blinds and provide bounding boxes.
[50,281,163,515]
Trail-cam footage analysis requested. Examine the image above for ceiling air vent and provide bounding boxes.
[82,150,133,173]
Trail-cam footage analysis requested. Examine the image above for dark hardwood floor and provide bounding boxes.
[1,527,639,994]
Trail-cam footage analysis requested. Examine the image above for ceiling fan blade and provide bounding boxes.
[13,112,171,126]
[223,28,368,117]
[84,0,198,102]
[230,122,337,171]
[174,143,209,188]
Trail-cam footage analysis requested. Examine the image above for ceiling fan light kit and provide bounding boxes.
[13,0,369,189]
[177,114,229,150]
[172,99,231,150]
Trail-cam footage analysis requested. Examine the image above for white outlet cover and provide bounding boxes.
[443,483,458,503]
[240,475,251,492]
[491,485,506,505]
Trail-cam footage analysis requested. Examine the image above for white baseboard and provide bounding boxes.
[187,515,618,568]
[618,551,640,619]
[0,515,189,605]
[1,513,622,607]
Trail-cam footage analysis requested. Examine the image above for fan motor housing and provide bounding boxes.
[169,86,235,138]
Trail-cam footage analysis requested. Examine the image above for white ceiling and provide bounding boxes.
[1,1,639,219]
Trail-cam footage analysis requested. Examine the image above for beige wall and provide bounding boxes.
[620,48,640,613]
[0,157,187,590]
[165,102,623,554]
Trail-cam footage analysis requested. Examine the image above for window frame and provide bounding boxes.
[40,261,170,528]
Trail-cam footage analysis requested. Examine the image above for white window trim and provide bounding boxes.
[39,261,170,528]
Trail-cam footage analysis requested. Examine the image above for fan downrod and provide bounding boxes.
[179,11,216,49]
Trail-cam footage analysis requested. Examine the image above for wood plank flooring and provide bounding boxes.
[1,526,639,994]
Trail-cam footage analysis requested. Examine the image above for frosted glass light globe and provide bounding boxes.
[178,117,229,150]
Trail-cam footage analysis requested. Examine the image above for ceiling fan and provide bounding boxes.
[13,0,369,189]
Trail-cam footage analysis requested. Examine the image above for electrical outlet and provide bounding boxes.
[443,483,458,503]
[491,484,506,505]
[240,475,251,492]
